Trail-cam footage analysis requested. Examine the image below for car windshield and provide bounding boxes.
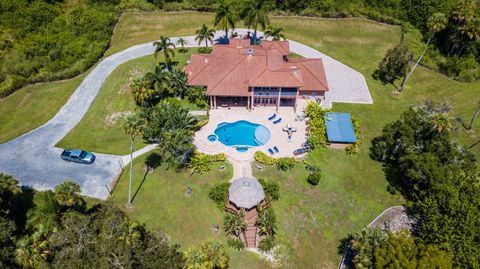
[79,151,88,159]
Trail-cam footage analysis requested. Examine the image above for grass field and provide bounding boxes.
[0,74,85,144]
[57,49,202,155]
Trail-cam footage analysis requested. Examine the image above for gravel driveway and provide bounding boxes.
[0,29,371,199]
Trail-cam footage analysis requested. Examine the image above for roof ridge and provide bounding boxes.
[300,60,329,90]
[208,55,247,94]
[186,55,213,83]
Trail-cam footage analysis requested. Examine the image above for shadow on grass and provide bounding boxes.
[337,234,354,268]
[131,152,162,203]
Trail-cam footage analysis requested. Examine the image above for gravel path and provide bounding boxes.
[0,29,371,199]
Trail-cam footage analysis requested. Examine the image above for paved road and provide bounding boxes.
[0,29,371,199]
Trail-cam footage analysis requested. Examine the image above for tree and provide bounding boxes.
[223,211,247,236]
[402,13,447,88]
[447,0,480,56]
[153,36,176,67]
[141,100,198,167]
[374,44,413,92]
[241,0,271,42]
[195,24,215,47]
[176,37,188,53]
[214,0,238,38]
[0,173,21,215]
[256,208,277,236]
[130,77,155,106]
[264,25,286,41]
[122,113,144,207]
[184,241,229,269]
[168,67,189,99]
[145,63,171,98]
[370,102,480,268]
[54,180,83,209]
[187,86,208,108]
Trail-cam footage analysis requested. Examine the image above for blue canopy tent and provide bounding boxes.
[325,112,357,144]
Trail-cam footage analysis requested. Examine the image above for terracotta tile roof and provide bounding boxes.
[184,39,328,97]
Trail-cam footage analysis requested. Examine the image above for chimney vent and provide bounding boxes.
[247,48,253,56]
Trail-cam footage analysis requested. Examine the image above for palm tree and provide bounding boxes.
[242,0,271,42]
[130,77,155,106]
[185,241,229,269]
[402,13,447,88]
[214,0,238,38]
[15,237,44,269]
[122,113,145,207]
[176,37,188,53]
[255,208,277,236]
[431,113,452,133]
[145,63,170,98]
[54,180,82,208]
[223,210,247,236]
[264,26,286,41]
[0,173,21,214]
[195,24,215,47]
[153,36,175,67]
[168,67,189,99]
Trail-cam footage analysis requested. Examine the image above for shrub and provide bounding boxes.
[189,153,211,174]
[258,178,280,201]
[197,47,212,54]
[208,153,226,162]
[305,101,329,149]
[208,182,230,208]
[227,238,245,250]
[258,236,276,252]
[306,172,321,186]
[254,151,277,165]
[187,86,209,108]
[276,157,296,171]
[345,116,361,155]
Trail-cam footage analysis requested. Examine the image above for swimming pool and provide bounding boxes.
[211,120,271,149]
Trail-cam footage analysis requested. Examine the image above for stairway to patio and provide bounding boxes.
[244,207,258,248]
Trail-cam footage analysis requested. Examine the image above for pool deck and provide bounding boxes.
[194,105,308,162]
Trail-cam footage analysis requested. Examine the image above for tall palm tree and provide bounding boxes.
[54,180,82,208]
[122,113,145,207]
[176,37,188,53]
[402,13,447,87]
[168,67,189,99]
[264,26,286,41]
[195,24,215,47]
[153,36,176,67]
[214,0,238,38]
[15,237,44,269]
[130,77,155,106]
[242,0,271,42]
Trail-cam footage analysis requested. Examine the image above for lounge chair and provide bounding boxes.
[268,148,274,155]
[268,114,276,121]
[273,146,279,153]
[293,148,308,155]
[273,118,282,124]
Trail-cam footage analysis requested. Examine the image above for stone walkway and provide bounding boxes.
[0,29,372,199]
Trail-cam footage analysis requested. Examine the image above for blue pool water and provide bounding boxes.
[212,120,271,148]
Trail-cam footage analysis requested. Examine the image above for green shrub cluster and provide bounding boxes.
[0,0,119,97]
[276,157,296,171]
[208,182,229,209]
[345,116,361,155]
[306,172,321,186]
[227,238,245,250]
[258,236,275,252]
[197,47,212,54]
[254,151,277,165]
[189,152,226,174]
[258,178,280,202]
[305,101,329,149]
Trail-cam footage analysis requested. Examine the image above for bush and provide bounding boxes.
[258,236,276,252]
[227,238,245,250]
[187,86,209,108]
[345,116,361,155]
[208,153,226,162]
[254,151,277,165]
[258,178,280,201]
[306,172,321,186]
[208,182,229,208]
[305,101,329,149]
[276,157,296,171]
[197,47,212,54]
[189,153,211,174]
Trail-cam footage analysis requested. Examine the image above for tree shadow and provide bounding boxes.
[338,234,355,268]
[131,152,162,203]
[13,186,36,233]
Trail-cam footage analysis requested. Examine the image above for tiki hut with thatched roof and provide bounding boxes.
[225,177,268,248]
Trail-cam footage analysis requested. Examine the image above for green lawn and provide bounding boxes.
[0,75,85,144]
[57,50,202,155]
[108,152,270,268]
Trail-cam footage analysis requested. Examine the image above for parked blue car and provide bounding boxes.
[61,149,95,164]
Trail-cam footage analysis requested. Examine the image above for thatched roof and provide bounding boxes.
[228,177,265,209]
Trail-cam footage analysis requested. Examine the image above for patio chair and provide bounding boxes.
[268,113,276,121]
[273,146,279,153]
[268,148,274,155]
[273,118,282,124]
